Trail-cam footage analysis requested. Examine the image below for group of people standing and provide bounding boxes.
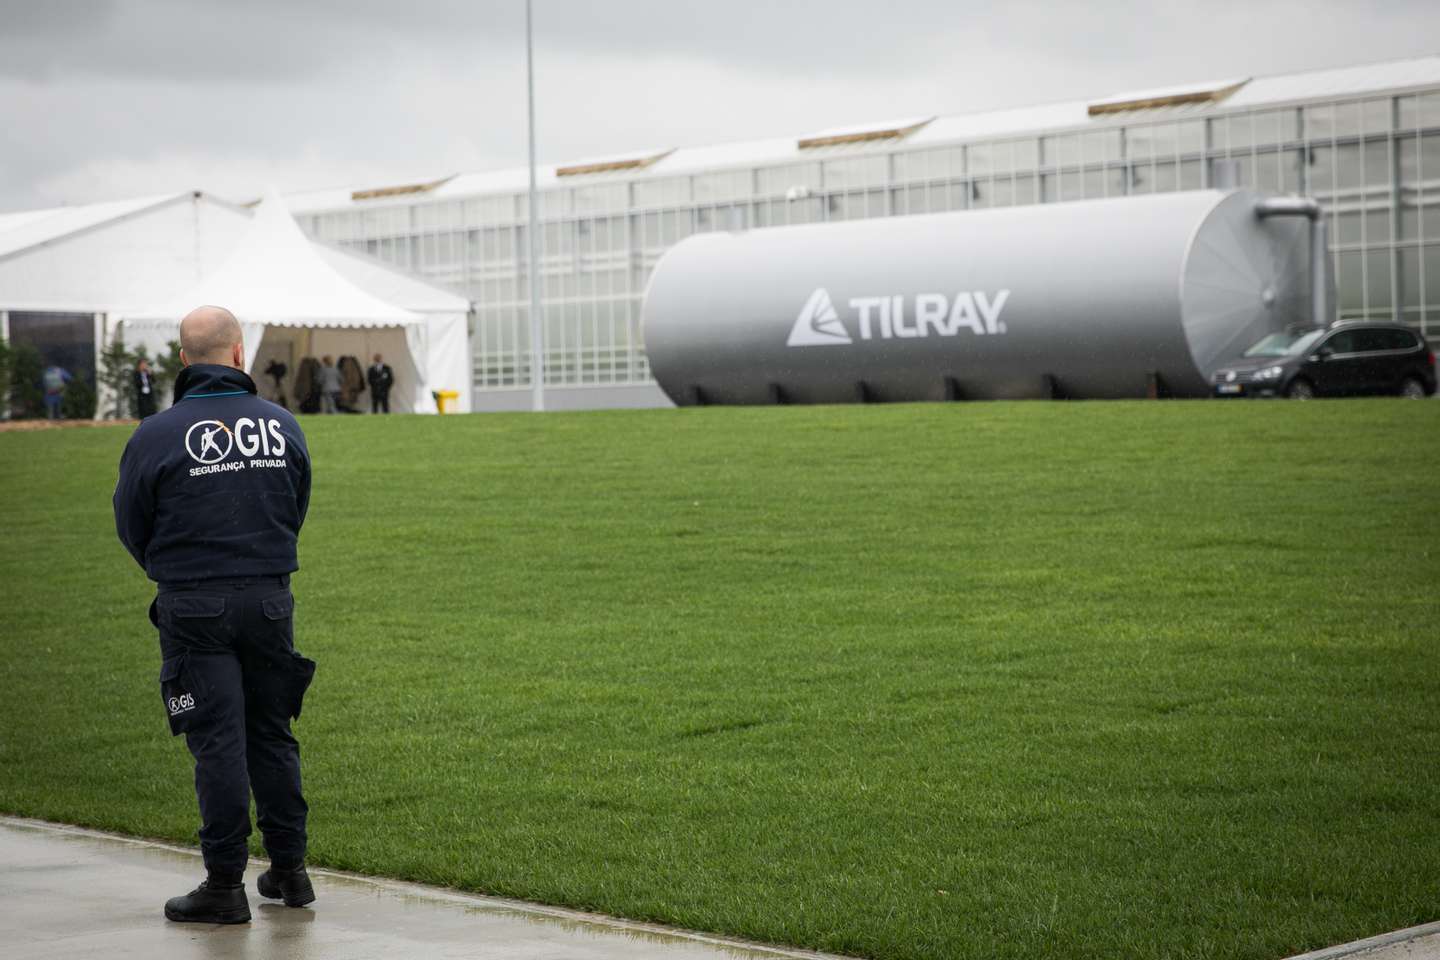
[38,353,396,423]
[313,354,393,414]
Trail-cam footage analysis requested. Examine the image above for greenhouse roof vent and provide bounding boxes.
[555,149,675,177]
[1087,78,1250,115]
[351,175,456,202]
[797,117,934,149]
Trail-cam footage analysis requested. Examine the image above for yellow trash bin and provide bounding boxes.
[435,390,460,414]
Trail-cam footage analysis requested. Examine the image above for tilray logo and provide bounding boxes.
[786,287,1011,348]
[787,288,853,346]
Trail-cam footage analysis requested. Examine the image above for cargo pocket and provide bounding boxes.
[159,656,208,736]
[162,595,228,647]
[260,591,312,719]
[262,592,294,646]
[261,593,294,622]
[287,654,317,720]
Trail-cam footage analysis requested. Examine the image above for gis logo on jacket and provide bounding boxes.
[185,420,233,464]
[184,418,289,476]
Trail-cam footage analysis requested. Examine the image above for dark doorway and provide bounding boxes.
[8,312,96,386]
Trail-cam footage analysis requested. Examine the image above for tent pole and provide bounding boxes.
[525,0,544,412]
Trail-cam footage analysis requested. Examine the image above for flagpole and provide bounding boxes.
[525,0,544,411]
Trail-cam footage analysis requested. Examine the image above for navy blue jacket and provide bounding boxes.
[114,364,311,584]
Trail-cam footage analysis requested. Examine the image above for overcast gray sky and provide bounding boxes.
[1,0,1436,212]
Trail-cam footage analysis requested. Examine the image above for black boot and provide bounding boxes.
[257,864,316,907]
[164,877,251,924]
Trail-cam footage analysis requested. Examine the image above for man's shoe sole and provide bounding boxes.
[257,872,316,907]
[163,905,251,924]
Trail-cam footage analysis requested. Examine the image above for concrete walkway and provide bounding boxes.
[0,817,842,960]
[1285,924,1440,960]
[4,817,1437,960]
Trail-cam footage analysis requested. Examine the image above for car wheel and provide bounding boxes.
[1399,377,1427,399]
[1285,379,1315,400]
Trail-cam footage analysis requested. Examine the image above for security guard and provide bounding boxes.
[114,305,317,923]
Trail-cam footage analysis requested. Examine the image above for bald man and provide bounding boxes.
[114,305,317,924]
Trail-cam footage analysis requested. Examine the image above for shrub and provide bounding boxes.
[157,340,183,405]
[97,330,133,420]
[0,335,11,419]
[61,377,97,420]
[9,342,44,420]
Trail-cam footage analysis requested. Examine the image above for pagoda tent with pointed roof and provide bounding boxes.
[117,191,470,414]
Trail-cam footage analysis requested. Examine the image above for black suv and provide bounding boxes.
[1212,322,1436,399]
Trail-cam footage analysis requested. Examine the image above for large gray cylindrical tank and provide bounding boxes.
[642,189,1319,404]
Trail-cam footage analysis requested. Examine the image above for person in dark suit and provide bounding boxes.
[366,353,394,414]
[133,357,158,419]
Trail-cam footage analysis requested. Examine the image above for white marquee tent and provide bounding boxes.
[118,191,470,414]
[0,189,471,416]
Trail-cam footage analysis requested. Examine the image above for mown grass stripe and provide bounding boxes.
[1,398,1436,960]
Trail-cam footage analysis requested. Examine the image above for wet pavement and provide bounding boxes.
[0,817,842,960]
[4,816,1437,960]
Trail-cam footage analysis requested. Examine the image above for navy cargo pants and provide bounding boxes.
[154,576,316,875]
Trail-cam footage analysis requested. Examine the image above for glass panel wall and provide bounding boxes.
[298,85,1440,394]
[8,312,96,388]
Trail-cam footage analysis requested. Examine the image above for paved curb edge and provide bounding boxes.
[11,815,1432,960]
[1281,920,1440,960]
[1,815,852,960]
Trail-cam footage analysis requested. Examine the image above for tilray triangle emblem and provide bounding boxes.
[787,288,853,347]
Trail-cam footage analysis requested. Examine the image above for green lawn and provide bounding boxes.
[1,400,1437,960]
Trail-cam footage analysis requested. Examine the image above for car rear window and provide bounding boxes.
[1336,328,1419,353]
[1352,330,1385,352]
[1379,329,1420,350]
